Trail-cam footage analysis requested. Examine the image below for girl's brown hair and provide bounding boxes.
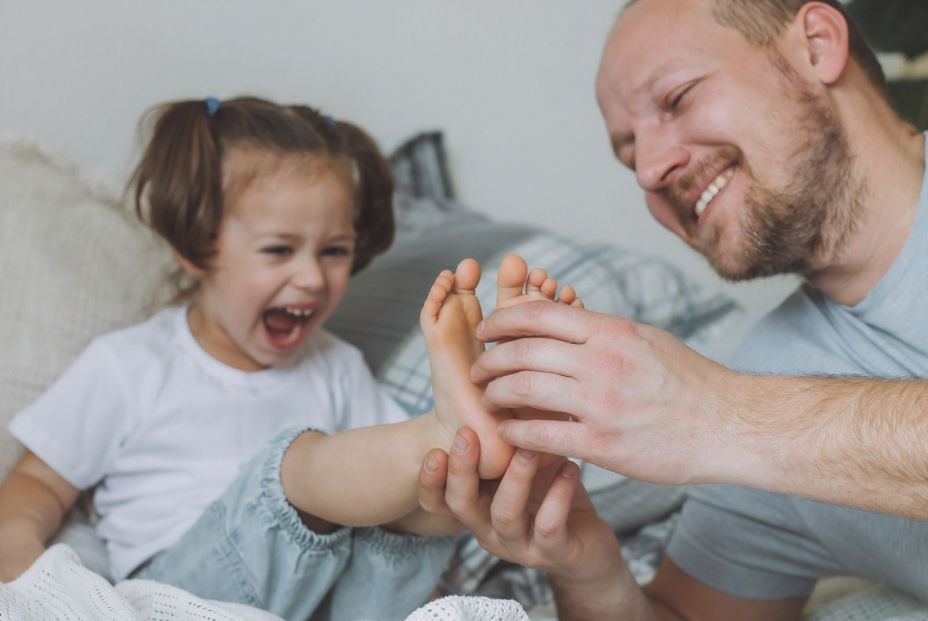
[131,96,395,279]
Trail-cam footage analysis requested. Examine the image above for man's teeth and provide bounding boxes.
[694,168,735,218]
[284,308,315,318]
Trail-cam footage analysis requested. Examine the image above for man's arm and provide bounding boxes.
[418,427,807,621]
[470,301,928,519]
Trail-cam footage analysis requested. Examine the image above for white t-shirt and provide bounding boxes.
[9,306,408,580]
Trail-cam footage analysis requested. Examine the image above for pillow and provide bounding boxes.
[0,135,174,480]
[390,130,457,202]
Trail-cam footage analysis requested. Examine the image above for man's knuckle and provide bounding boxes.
[444,493,469,515]
[528,423,556,447]
[600,316,638,342]
[524,300,549,321]
[511,372,536,397]
[535,520,560,541]
[512,339,535,366]
[490,506,519,530]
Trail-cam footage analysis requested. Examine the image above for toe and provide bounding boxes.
[496,255,528,306]
[453,258,481,293]
[526,268,548,295]
[558,284,577,306]
[540,277,558,300]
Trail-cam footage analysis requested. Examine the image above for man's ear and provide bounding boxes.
[797,1,850,85]
[175,252,204,278]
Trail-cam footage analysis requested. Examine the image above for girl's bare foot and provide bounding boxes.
[420,259,515,479]
[493,255,582,437]
[421,256,582,479]
[495,255,583,310]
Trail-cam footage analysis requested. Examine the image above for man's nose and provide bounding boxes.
[635,126,689,192]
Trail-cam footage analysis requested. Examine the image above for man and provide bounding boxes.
[419,0,927,619]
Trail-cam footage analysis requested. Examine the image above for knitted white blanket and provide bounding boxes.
[0,545,528,621]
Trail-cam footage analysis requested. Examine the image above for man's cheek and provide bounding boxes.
[646,196,688,238]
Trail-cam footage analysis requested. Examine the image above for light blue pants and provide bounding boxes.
[136,427,455,621]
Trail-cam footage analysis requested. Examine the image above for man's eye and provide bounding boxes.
[262,246,293,256]
[668,84,694,111]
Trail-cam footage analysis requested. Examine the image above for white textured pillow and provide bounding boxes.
[0,136,174,479]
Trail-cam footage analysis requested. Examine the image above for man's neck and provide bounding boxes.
[807,116,925,307]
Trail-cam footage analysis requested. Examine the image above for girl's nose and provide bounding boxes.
[292,258,325,291]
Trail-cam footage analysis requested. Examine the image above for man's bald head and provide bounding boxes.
[622,0,887,98]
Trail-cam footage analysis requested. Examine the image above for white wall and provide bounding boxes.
[0,0,797,329]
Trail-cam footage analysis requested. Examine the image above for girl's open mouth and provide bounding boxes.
[262,306,315,349]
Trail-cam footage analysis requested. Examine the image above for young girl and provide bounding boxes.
[0,96,578,620]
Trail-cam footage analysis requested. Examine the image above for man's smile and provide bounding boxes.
[694,166,735,220]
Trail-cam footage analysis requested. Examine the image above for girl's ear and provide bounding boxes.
[797,1,850,86]
[175,252,204,278]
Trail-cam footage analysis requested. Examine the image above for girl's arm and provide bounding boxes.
[0,451,79,582]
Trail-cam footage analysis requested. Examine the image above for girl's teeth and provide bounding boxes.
[283,308,314,318]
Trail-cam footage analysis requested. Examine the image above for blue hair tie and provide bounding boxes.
[205,97,221,117]
[323,114,337,128]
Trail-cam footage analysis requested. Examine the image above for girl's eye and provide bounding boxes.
[322,246,353,258]
[262,246,293,256]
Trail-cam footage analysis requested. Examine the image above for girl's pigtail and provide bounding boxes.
[132,100,224,269]
[334,121,396,274]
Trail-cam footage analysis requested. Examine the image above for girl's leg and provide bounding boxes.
[136,427,452,620]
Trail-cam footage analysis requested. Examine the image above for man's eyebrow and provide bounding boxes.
[610,131,633,159]
[632,59,684,100]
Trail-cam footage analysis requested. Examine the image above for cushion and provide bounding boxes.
[0,135,174,480]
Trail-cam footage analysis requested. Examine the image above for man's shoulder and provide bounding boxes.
[730,286,834,372]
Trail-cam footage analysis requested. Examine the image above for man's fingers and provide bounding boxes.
[489,449,540,540]
[418,448,451,517]
[497,419,592,462]
[443,427,492,535]
[481,371,587,417]
[533,460,581,556]
[476,301,594,344]
[471,337,580,385]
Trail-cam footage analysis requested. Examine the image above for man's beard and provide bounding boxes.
[704,62,864,282]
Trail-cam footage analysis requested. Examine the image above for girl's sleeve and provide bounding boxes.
[8,338,132,489]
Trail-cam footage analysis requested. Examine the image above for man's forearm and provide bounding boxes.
[551,566,664,621]
[727,374,928,518]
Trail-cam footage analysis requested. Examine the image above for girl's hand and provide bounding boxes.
[0,537,44,582]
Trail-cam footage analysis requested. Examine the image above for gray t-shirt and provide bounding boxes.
[667,133,928,601]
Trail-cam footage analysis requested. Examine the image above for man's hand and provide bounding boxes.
[419,427,625,583]
[471,301,750,487]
